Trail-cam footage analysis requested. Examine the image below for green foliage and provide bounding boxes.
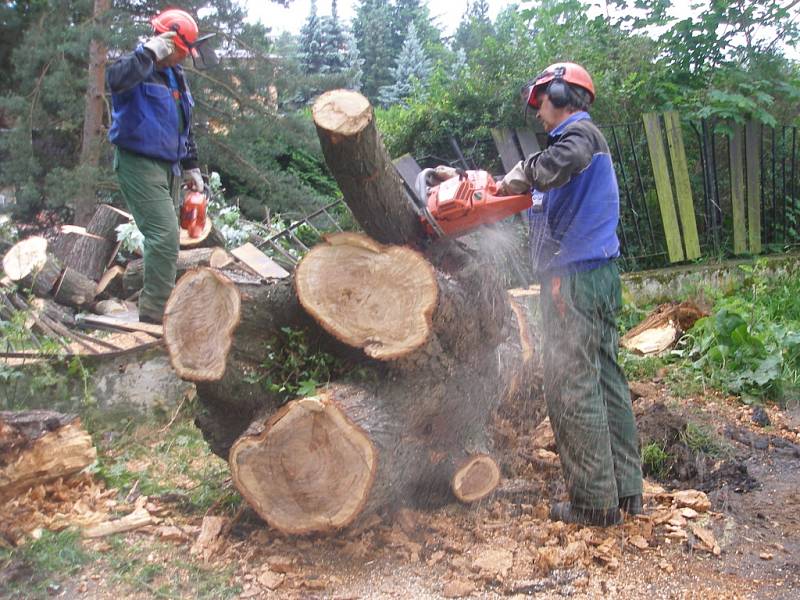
[246,326,353,402]
[675,261,800,402]
[378,23,433,107]
[680,422,729,458]
[641,442,669,479]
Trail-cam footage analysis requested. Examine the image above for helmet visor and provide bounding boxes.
[172,27,218,69]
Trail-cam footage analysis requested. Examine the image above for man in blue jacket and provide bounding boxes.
[106,9,205,324]
[500,62,643,526]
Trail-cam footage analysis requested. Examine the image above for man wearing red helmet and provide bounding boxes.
[106,9,205,324]
[500,63,643,526]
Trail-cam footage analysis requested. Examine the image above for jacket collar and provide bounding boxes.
[549,111,591,138]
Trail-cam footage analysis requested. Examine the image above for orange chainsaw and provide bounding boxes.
[414,167,532,238]
[180,188,209,238]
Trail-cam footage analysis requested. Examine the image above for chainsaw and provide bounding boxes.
[180,187,209,238]
[413,167,532,238]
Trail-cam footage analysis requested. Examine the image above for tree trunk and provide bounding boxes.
[166,90,544,535]
[2,237,63,297]
[53,226,115,281]
[85,204,131,241]
[0,410,96,502]
[312,89,425,245]
[123,247,233,296]
[75,0,110,225]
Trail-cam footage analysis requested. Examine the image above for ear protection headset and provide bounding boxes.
[544,66,570,108]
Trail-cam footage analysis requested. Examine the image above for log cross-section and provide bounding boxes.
[295,232,438,360]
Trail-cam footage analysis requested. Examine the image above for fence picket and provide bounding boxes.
[643,113,684,262]
[664,112,701,260]
[729,125,748,254]
[745,121,762,254]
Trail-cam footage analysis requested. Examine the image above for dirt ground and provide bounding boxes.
[2,377,799,600]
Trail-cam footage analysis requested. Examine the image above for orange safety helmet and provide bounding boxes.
[151,8,199,55]
[523,62,596,109]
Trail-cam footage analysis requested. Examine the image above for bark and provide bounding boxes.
[85,204,132,241]
[75,0,110,225]
[123,247,233,296]
[2,237,63,297]
[0,410,96,502]
[53,267,97,308]
[312,89,425,246]
[53,226,115,281]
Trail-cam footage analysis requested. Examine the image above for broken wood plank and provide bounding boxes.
[231,243,290,279]
[77,313,163,337]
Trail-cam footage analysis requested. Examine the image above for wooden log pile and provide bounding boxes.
[161,90,547,536]
[1,202,288,344]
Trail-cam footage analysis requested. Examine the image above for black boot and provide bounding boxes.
[549,502,622,526]
[618,494,643,515]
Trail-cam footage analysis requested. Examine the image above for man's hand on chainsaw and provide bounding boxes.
[498,161,531,196]
[183,168,204,193]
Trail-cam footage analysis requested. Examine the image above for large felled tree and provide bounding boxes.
[163,89,544,535]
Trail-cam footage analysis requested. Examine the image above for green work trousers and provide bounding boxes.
[115,148,179,321]
[539,261,642,511]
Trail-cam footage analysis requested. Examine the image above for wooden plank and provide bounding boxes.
[491,128,523,172]
[745,120,762,254]
[515,128,542,156]
[231,242,290,279]
[642,113,684,262]
[663,112,701,260]
[729,125,748,254]
[78,313,162,337]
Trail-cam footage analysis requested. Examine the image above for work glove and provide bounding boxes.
[183,168,204,193]
[498,160,531,196]
[144,31,177,62]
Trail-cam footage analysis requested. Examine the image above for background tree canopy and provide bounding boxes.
[0,0,798,224]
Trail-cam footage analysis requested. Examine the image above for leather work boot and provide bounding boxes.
[549,502,622,527]
[619,494,643,515]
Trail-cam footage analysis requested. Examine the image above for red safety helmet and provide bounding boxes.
[151,8,218,67]
[523,62,596,109]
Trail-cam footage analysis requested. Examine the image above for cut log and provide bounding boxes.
[180,219,226,249]
[0,410,97,502]
[2,237,63,297]
[53,225,115,281]
[95,265,125,299]
[53,266,97,308]
[123,247,233,296]
[29,297,76,327]
[621,301,708,356]
[231,242,290,279]
[452,454,502,503]
[295,232,438,360]
[312,89,425,245]
[85,204,132,241]
[163,268,241,381]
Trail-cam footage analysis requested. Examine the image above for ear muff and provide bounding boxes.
[547,78,570,108]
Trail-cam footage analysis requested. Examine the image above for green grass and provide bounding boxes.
[680,422,731,458]
[641,442,670,479]
[619,349,667,381]
[0,529,96,599]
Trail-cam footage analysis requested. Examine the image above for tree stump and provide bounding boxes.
[164,89,545,535]
[53,225,115,281]
[2,237,63,297]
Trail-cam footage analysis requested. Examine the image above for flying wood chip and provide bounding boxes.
[295,232,438,360]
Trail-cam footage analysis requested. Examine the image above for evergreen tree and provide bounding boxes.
[343,31,365,91]
[318,0,348,73]
[299,0,325,74]
[352,0,395,99]
[453,0,495,57]
[390,0,441,54]
[378,23,432,106]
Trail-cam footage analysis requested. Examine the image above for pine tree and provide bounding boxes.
[352,0,395,99]
[390,0,440,54]
[377,23,432,107]
[299,0,325,74]
[318,0,348,73]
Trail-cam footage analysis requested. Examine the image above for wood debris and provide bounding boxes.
[190,515,229,561]
[690,525,721,555]
[442,579,477,598]
[673,490,711,512]
[83,506,154,538]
